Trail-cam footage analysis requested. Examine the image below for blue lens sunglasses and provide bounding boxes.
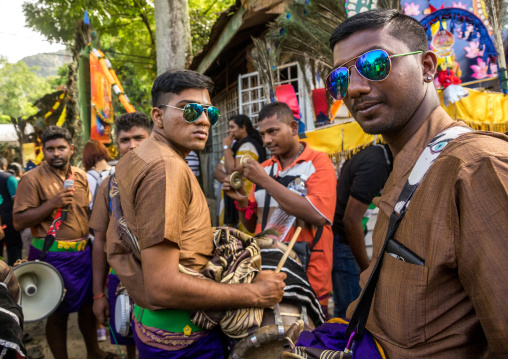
[326,49,423,101]
[160,103,220,127]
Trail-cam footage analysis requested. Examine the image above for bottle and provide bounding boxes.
[288,175,308,196]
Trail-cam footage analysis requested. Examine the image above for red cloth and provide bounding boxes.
[312,88,328,116]
[275,84,300,119]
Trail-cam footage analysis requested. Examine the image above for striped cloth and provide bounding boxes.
[260,248,325,327]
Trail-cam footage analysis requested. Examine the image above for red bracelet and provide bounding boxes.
[234,200,248,212]
[235,200,257,220]
[93,293,105,300]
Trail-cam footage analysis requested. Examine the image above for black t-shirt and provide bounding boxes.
[332,145,392,241]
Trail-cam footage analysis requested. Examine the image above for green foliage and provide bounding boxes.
[23,0,235,117]
[23,0,157,116]
[189,0,236,55]
[0,57,54,119]
[0,115,11,124]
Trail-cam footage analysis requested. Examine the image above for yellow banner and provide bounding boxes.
[22,143,36,163]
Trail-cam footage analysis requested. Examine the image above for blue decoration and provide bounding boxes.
[420,8,498,64]
[84,10,90,25]
[460,18,467,39]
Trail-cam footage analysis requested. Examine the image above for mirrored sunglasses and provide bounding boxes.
[326,49,423,101]
[160,103,220,126]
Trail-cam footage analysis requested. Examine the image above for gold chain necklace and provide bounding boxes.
[279,143,304,167]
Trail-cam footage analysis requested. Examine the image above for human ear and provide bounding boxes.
[70,144,75,155]
[151,107,164,129]
[422,51,438,82]
[290,120,299,136]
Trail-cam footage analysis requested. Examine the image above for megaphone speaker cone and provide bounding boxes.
[13,261,65,323]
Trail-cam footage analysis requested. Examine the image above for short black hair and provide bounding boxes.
[258,102,295,124]
[114,111,151,140]
[151,69,214,107]
[229,114,263,146]
[41,126,72,147]
[329,9,428,52]
[7,162,23,177]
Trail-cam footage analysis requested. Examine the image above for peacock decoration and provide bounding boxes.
[249,37,279,103]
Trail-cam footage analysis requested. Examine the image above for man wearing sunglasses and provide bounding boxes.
[106,70,286,358]
[329,9,508,357]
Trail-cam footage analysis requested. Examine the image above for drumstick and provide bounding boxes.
[274,227,302,273]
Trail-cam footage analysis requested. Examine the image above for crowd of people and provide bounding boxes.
[0,8,507,359]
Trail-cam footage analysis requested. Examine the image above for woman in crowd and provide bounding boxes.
[82,140,113,211]
[216,114,266,231]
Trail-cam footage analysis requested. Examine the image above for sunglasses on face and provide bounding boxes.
[326,49,423,101]
[160,103,220,126]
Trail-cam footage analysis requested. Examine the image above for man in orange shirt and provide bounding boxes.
[224,102,337,314]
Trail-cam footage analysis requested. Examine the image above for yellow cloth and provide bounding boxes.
[302,121,381,161]
[439,88,508,133]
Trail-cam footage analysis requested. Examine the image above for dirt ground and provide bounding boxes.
[24,315,126,359]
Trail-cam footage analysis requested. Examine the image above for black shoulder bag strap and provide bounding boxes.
[261,164,276,230]
[345,126,473,348]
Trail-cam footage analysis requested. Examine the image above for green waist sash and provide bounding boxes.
[32,237,88,252]
[133,304,203,334]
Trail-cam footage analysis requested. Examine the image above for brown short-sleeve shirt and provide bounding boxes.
[347,107,508,357]
[89,176,111,233]
[106,133,213,309]
[13,162,90,240]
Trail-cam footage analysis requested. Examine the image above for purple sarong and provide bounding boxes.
[294,322,384,358]
[28,244,93,314]
[108,273,135,346]
[132,316,228,359]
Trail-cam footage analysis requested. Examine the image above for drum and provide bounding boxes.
[230,309,310,359]
[114,288,133,337]
[229,247,325,359]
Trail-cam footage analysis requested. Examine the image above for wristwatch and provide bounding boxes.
[223,145,229,150]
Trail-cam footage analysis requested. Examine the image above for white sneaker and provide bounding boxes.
[97,327,107,342]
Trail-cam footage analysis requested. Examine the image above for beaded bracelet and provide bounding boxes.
[93,293,105,300]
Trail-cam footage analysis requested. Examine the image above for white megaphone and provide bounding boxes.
[13,261,65,322]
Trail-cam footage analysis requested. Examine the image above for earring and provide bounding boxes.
[426,76,433,82]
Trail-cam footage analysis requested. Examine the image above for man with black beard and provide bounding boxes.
[14,126,111,359]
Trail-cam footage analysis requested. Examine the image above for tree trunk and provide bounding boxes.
[10,117,25,166]
[154,0,192,74]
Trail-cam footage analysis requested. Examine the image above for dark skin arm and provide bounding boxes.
[224,160,328,228]
[222,179,257,233]
[13,188,74,231]
[142,240,286,310]
[92,230,109,325]
[343,196,370,272]
[222,134,243,174]
[213,162,228,183]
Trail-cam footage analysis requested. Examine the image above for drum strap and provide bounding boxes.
[345,126,473,346]
[261,165,275,231]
